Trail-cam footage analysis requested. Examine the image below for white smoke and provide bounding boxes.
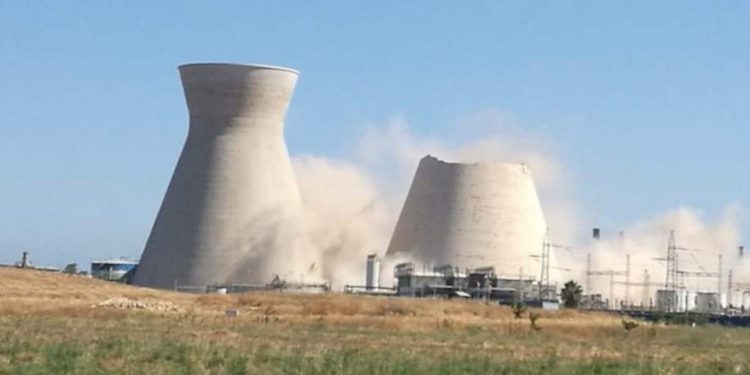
[290,108,577,287]
[355,110,579,248]
[288,108,745,302]
[565,206,744,306]
[291,156,393,287]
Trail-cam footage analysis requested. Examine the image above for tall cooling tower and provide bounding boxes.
[133,63,303,289]
[386,155,548,278]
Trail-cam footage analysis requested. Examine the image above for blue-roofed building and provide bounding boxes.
[90,258,138,283]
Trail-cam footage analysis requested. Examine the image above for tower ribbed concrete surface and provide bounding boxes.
[133,63,303,289]
[386,155,548,278]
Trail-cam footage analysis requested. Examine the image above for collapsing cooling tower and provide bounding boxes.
[133,63,303,289]
[386,155,548,278]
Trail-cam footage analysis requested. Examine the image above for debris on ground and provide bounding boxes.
[97,297,182,312]
[225,308,240,318]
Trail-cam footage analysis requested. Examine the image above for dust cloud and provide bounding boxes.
[278,109,744,300]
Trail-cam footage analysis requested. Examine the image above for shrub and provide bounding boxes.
[512,303,527,319]
[529,312,541,331]
[621,319,639,332]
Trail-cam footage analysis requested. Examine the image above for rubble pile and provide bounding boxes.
[97,297,182,312]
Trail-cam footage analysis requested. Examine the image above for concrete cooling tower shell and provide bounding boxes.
[386,155,548,279]
[133,63,303,289]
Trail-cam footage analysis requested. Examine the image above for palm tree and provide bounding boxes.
[560,280,583,308]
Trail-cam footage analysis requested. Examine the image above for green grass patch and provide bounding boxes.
[1,314,749,374]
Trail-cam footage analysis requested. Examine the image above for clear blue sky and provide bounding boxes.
[1,1,748,268]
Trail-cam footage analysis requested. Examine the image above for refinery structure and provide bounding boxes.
[379,155,558,304]
[68,61,750,319]
[386,156,551,284]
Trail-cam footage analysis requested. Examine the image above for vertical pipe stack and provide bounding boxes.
[366,254,381,290]
[133,63,303,289]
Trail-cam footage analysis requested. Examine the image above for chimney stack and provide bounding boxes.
[592,228,601,240]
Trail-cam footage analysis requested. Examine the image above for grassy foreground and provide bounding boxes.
[1,268,749,374]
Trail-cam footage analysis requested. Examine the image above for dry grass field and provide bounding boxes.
[1,267,749,374]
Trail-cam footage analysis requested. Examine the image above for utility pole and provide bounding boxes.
[588,267,627,307]
[663,230,703,291]
[610,270,617,309]
[586,253,591,294]
[728,270,733,307]
[612,269,659,306]
[534,229,575,300]
[665,231,678,290]
[643,269,651,304]
[718,254,723,297]
[625,254,631,305]
[539,230,551,300]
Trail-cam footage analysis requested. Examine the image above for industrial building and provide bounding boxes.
[133,63,305,289]
[393,262,556,306]
[90,258,138,282]
[583,231,750,315]
[386,156,551,280]
[656,289,679,313]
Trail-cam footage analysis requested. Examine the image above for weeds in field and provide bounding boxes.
[3,268,750,374]
[622,319,639,332]
[2,336,748,375]
[512,302,527,319]
[529,312,541,331]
